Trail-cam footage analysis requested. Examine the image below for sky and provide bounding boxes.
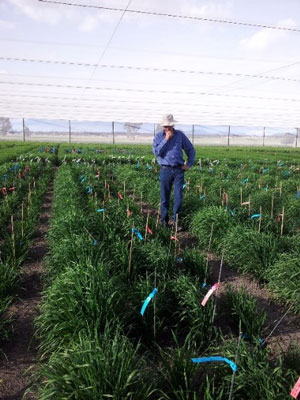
[1,0,300,131]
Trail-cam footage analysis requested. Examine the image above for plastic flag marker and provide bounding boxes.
[118,192,123,200]
[192,356,237,372]
[200,194,206,200]
[96,208,105,213]
[140,288,158,316]
[146,225,153,235]
[250,213,261,219]
[131,228,143,241]
[93,239,98,245]
[201,282,220,307]
[291,376,300,399]
[226,206,234,216]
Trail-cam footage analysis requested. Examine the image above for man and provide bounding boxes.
[153,114,195,228]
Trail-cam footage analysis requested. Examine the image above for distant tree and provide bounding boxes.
[124,122,142,140]
[24,123,31,138]
[0,117,12,136]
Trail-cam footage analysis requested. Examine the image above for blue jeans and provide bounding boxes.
[160,166,184,224]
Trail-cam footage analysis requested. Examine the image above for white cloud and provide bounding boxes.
[240,18,297,51]
[0,19,15,29]
[7,0,115,28]
[78,15,99,32]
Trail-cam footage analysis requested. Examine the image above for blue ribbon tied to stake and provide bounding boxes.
[140,288,158,316]
[192,356,237,372]
[131,228,143,241]
[250,213,262,219]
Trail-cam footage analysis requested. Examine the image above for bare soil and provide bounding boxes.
[0,183,53,400]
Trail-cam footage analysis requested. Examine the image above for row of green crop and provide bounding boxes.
[0,162,53,344]
[95,160,300,312]
[56,142,300,163]
[32,162,299,399]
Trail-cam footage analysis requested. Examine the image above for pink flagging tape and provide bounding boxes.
[201,283,220,307]
[291,376,300,399]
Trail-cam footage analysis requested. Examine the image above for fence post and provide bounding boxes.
[112,121,115,144]
[227,125,230,146]
[192,124,194,144]
[22,118,25,142]
[263,126,265,147]
[68,120,71,144]
[296,128,299,148]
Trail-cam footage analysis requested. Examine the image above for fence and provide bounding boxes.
[0,118,299,147]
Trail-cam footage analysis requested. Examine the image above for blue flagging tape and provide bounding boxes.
[93,239,98,245]
[250,213,261,219]
[140,288,158,316]
[192,356,237,372]
[176,257,184,263]
[200,194,206,200]
[226,206,234,216]
[243,178,248,184]
[182,183,186,189]
[132,228,143,241]
[96,208,105,212]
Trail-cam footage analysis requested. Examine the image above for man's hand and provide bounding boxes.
[164,126,174,141]
[182,164,189,171]
[165,131,174,141]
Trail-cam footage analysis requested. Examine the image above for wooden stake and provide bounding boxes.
[28,183,32,205]
[204,222,214,284]
[155,204,160,228]
[123,181,126,197]
[280,181,282,197]
[280,206,285,236]
[102,201,105,221]
[127,226,134,277]
[174,213,179,257]
[258,206,262,233]
[248,196,251,217]
[271,195,274,219]
[153,267,157,339]
[11,215,16,261]
[140,192,143,213]
[240,188,243,205]
[145,211,150,241]
[211,250,224,323]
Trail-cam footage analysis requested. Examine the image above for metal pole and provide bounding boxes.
[153,123,156,138]
[227,125,230,146]
[263,126,265,147]
[68,120,71,144]
[112,121,115,144]
[22,118,25,142]
[192,124,194,145]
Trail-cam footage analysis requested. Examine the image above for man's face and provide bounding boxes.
[163,126,174,134]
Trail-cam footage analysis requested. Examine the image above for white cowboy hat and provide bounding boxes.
[160,114,177,126]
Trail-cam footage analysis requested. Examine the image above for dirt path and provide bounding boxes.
[0,180,53,400]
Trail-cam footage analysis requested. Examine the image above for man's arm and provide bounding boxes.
[153,132,168,157]
[182,134,196,168]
